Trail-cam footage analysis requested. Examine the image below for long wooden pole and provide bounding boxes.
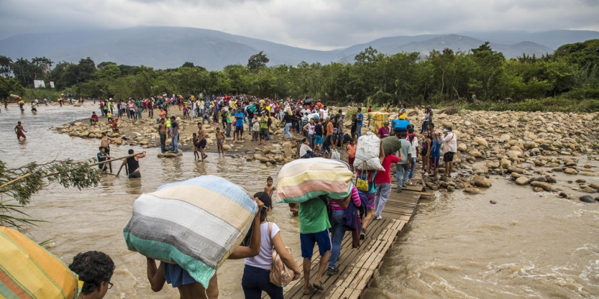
[1,153,140,189]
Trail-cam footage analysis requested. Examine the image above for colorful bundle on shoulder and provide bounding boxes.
[123,176,257,288]
[0,226,79,299]
[277,158,354,203]
[368,112,390,132]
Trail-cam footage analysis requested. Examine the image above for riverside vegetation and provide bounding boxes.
[0,40,598,111]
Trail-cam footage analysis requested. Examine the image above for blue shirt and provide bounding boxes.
[357,113,363,126]
[431,138,443,157]
[234,112,244,127]
[97,152,108,169]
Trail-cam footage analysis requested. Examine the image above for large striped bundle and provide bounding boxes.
[0,227,79,299]
[277,158,354,203]
[123,176,257,288]
[368,112,390,132]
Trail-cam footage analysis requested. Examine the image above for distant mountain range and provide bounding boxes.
[0,27,597,70]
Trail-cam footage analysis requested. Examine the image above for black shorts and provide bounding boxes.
[443,152,455,162]
[235,126,244,133]
[199,139,207,148]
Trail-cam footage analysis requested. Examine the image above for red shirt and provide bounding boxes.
[91,114,98,120]
[374,154,400,184]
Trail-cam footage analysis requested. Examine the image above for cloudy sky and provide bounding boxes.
[0,0,598,49]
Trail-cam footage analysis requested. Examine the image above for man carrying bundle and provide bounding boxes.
[122,149,146,178]
[145,197,264,299]
[299,196,331,295]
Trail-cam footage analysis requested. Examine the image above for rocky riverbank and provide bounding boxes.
[52,107,599,203]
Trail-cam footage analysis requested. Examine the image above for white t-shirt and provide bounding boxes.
[244,222,280,270]
[300,143,313,157]
[443,132,457,153]
[409,136,419,155]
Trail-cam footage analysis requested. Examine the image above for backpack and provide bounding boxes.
[267,117,272,127]
[268,223,293,287]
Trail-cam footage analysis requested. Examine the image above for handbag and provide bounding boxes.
[356,171,369,191]
[331,149,341,160]
[269,223,293,288]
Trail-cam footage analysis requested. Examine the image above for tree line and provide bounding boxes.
[1,40,598,107]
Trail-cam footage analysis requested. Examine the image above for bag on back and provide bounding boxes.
[123,176,257,288]
[268,223,293,287]
[353,131,384,171]
[0,227,79,299]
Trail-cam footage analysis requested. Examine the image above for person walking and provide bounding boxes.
[395,129,412,192]
[241,192,301,299]
[327,185,361,275]
[373,150,400,220]
[299,196,331,295]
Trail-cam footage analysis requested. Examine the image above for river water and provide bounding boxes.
[1,104,598,299]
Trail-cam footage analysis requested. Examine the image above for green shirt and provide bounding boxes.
[226,112,232,123]
[260,116,268,129]
[299,198,331,234]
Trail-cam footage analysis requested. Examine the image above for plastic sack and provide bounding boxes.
[353,131,384,171]
[123,176,257,289]
[0,227,79,299]
[331,149,341,160]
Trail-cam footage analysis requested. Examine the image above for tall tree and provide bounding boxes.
[248,51,269,70]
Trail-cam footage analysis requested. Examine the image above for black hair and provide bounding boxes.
[302,137,307,143]
[266,176,273,181]
[69,251,114,294]
[358,108,362,112]
[99,146,104,151]
[254,191,273,222]
[429,123,435,128]
[241,192,273,246]
[128,149,134,154]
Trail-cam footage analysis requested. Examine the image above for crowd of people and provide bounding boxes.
[10,95,460,298]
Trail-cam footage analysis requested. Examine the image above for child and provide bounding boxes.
[97,147,111,173]
[264,176,276,197]
[347,138,357,172]
[193,133,199,160]
[107,111,112,122]
[251,115,260,141]
[216,127,225,157]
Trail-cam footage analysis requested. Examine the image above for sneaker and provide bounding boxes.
[327,267,339,275]
[396,188,402,193]
[375,215,382,220]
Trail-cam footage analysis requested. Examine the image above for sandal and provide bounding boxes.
[312,282,324,291]
[303,285,317,296]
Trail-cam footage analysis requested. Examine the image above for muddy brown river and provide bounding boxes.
[1,104,598,298]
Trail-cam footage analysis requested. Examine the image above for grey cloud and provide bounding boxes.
[0,0,597,50]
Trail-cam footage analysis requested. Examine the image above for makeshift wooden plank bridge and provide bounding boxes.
[272,184,428,299]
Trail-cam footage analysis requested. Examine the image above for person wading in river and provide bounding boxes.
[197,122,208,160]
[14,121,27,141]
[123,149,146,178]
[100,132,111,155]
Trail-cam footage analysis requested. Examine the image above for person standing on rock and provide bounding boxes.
[158,119,167,153]
[421,106,433,134]
[170,116,179,153]
[283,109,293,141]
[430,131,443,179]
[442,127,457,178]
[123,149,146,179]
[234,107,245,141]
[197,122,208,160]
[356,108,364,139]
[14,121,27,141]
[259,111,268,146]
[395,129,412,192]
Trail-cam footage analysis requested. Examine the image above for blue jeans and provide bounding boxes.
[248,118,253,131]
[241,265,283,299]
[171,133,179,152]
[357,124,362,138]
[283,123,292,140]
[308,133,314,149]
[396,163,410,189]
[409,157,416,179]
[226,122,231,137]
[301,152,314,158]
[374,183,391,216]
[329,210,346,269]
